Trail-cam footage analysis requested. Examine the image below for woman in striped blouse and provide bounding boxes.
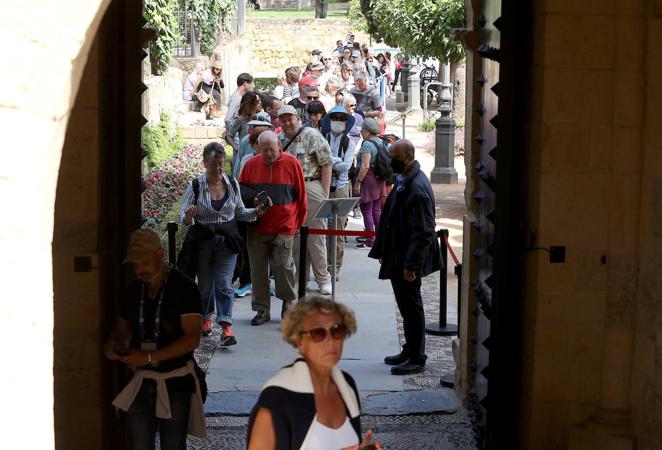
[179,143,269,346]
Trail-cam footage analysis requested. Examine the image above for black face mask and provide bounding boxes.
[391,157,406,174]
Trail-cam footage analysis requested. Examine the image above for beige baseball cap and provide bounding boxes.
[123,229,163,263]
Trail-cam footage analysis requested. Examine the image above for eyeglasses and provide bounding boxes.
[300,324,347,342]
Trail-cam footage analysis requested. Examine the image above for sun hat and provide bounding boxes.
[320,105,355,134]
[211,60,222,69]
[309,61,324,71]
[246,112,273,127]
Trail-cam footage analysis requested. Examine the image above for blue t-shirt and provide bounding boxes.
[232,135,256,178]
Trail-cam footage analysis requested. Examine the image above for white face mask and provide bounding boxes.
[330,120,345,134]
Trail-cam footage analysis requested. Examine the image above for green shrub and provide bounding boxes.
[420,117,436,132]
[142,112,186,171]
[254,77,278,94]
[144,0,179,75]
[188,0,236,56]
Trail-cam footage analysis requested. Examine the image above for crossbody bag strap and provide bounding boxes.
[283,127,305,153]
[192,178,200,205]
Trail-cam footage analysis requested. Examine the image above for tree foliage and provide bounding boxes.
[358,0,465,63]
[188,0,236,56]
[144,0,179,75]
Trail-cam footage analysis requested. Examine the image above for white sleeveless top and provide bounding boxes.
[304,416,359,450]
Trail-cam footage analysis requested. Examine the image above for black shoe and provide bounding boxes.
[391,360,425,375]
[251,310,270,326]
[281,301,291,319]
[384,353,409,366]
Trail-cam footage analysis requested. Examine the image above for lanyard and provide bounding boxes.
[139,280,166,341]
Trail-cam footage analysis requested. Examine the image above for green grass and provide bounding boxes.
[247,7,349,19]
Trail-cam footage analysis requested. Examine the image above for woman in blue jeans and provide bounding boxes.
[180,142,268,345]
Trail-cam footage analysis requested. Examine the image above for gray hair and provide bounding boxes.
[342,93,357,107]
[325,77,341,92]
[353,71,368,82]
[257,130,279,147]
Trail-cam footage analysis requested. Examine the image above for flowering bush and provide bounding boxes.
[143,144,204,223]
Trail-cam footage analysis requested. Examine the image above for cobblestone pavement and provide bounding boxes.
[165,414,476,449]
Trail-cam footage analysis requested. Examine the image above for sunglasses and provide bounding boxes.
[346,104,356,108]
[323,58,332,61]
[306,96,319,101]
[300,324,347,342]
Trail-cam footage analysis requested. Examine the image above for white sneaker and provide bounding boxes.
[318,283,332,295]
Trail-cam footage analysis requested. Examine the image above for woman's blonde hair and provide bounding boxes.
[281,296,357,348]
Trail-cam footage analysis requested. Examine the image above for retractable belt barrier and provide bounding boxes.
[298,226,376,300]
[425,229,461,339]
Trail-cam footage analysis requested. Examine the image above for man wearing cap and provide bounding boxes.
[278,105,334,295]
[351,71,383,119]
[224,72,254,131]
[104,229,206,447]
[321,106,357,276]
[287,76,320,123]
[232,112,274,179]
[239,131,307,326]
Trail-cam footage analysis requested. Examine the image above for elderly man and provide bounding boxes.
[278,105,333,295]
[351,71,383,119]
[287,76,319,123]
[321,106,356,277]
[224,72,254,131]
[368,139,441,375]
[104,229,205,447]
[239,131,307,326]
[183,62,205,101]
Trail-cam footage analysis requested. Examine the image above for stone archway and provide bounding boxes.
[0,1,110,449]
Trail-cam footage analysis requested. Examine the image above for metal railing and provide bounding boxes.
[173,9,196,57]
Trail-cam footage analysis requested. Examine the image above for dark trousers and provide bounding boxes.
[390,276,427,364]
[233,222,252,286]
[126,380,191,450]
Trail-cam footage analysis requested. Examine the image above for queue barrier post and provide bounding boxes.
[425,229,458,336]
[298,226,309,300]
[167,221,178,265]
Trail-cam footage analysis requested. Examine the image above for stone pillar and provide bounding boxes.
[430,84,458,184]
[407,62,421,111]
[400,58,412,101]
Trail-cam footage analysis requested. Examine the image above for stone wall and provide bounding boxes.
[0,1,111,449]
[515,1,652,449]
[630,3,662,449]
[142,65,185,125]
[240,19,369,77]
[53,36,104,450]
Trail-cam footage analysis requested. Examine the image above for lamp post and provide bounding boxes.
[430,63,458,184]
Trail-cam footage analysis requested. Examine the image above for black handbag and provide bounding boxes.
[176,178,213,278]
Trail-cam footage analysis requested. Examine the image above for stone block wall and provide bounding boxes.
[630,4,662,449]
[240,19,369,77]
[142,66,185,125]
[53,36,105,450]
[515,0,653,448]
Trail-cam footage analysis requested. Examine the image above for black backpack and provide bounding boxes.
[369,138,394,183]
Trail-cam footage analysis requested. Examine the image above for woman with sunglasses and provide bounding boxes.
[247,296,382,450]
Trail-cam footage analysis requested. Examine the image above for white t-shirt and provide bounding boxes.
[304,416,359,450]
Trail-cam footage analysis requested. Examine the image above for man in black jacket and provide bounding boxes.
[368,139,441,375]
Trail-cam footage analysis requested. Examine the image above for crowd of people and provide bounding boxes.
[103,33,441,450]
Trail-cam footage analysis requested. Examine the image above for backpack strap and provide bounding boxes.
[192,178,200,205]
